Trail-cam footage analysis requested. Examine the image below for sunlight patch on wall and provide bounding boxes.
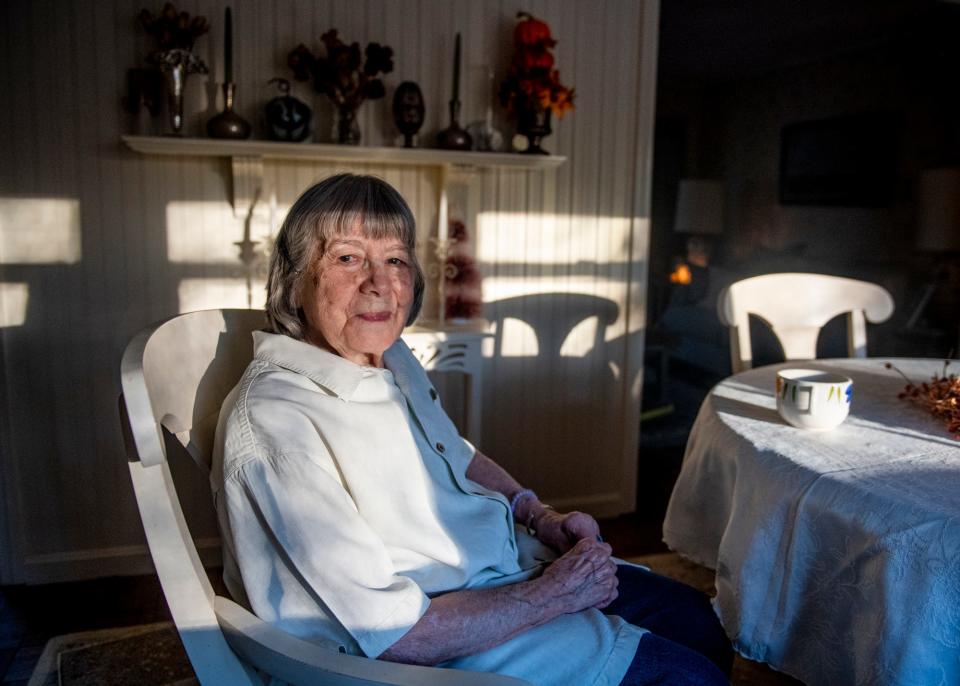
[0,198,81,264]
[559,316,599,358]
[489,317,539,358]
[178,277,267,313]
[166,200,279,265]
[0,282,29,327]
[476,211,633,265]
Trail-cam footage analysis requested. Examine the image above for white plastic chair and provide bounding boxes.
[716,273,895,373]
[120,309,529,686]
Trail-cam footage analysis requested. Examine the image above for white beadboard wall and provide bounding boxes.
[0,0,658,583]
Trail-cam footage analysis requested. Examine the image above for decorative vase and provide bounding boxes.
[154,49,208,136]
[207,83,252,139]
[160,62,187,134]
[517,107,552,154]
[333,105,361,145]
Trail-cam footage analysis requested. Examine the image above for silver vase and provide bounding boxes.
[154,49,208,136]
[161,62,186,134]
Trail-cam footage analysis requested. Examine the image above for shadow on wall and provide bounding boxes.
[479,292,626,493]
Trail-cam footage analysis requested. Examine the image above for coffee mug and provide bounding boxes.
[776,368,853,430]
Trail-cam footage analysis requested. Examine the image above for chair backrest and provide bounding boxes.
[124,308,266,471]
[120,309,267,685]
[716,273,894,373]
[120,309,529,686]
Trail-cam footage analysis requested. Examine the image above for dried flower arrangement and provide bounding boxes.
[498,12,574,119]
[138,2,209,73]
[288,31,394,111]
[139,3,209,51]
[886,360,960,439]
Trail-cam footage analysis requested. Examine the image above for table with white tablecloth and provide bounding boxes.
[663,358,960,686]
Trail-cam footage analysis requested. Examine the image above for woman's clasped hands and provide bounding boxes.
[541,537,619,612]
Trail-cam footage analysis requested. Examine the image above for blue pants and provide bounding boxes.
[606,564,732,685]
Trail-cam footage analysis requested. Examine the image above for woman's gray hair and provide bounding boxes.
[266,173,425,339]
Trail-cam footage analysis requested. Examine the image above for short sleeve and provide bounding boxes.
[226,447,430,658]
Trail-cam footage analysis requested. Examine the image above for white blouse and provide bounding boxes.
[212,331,643,685]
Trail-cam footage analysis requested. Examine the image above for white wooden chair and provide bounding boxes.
[119,309,529,686]
[716,273,895,373]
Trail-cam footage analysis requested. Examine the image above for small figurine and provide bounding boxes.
[392,81,425,148]
[263,78,312,142]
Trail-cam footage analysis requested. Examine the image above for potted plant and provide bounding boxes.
[498,12,574,154]
[288,31,394,144]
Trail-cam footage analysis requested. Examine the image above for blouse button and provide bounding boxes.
[429,388,438,400]
[436,442,445,453]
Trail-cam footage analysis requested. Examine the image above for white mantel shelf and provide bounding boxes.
[121,135,566,170]
[121,135,565,219]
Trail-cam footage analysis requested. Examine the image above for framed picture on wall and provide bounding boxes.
[779,113,899,207]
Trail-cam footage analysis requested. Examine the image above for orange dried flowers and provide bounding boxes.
[498,12,575,119]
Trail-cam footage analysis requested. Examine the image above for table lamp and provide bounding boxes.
[670,179,724,285]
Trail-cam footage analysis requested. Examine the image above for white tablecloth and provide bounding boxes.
[662,358,960,686]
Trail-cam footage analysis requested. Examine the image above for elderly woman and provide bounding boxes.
[213,174,731,685]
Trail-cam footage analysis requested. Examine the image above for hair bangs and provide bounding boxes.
[316,180,415,253]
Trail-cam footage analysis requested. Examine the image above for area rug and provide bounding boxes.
[30,553,801,685]
[27,622,195,686]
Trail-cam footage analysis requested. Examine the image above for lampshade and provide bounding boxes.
[916,168,960,251]
[674,179,724,235]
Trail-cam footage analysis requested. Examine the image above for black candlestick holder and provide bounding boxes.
[436,100,472,151]
[207,83,252,139]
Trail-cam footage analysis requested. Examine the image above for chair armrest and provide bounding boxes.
[213,596,532,686]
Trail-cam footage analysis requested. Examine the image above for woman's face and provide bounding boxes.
[299,225,414,367]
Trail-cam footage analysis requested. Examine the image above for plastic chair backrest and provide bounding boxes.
[716,273,894,373]
[120,309,529,686]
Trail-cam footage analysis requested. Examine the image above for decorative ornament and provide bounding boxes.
[392,81,425,148]
[465,65,503,152]
[264,78,312,142]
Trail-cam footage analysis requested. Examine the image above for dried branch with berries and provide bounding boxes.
[887,361,960,439]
